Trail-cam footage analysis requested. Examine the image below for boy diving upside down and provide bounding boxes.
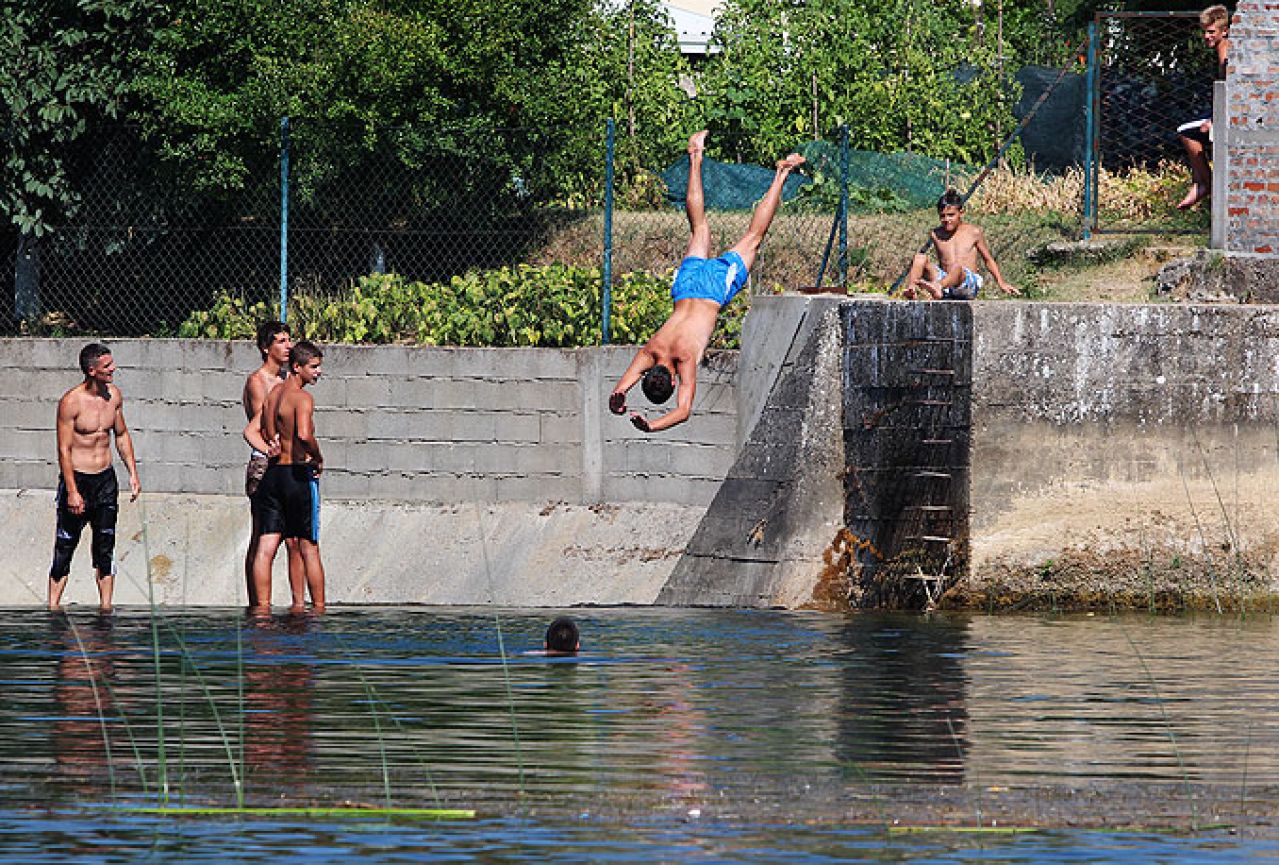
[609,131,804,433]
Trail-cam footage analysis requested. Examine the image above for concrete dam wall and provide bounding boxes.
[669,296,1279,611]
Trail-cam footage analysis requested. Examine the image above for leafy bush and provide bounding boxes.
[177,264,751,349]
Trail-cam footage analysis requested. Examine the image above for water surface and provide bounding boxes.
[3,607,1278,862]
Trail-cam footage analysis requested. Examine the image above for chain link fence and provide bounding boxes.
[4,108,1095,339]
[1086,11,1216,235]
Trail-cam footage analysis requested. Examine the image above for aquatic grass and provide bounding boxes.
[156,620,244,807]
[315,625,444,808]
[1121,628,1200,833]
[15,575,154,799]
[1190,430,1246,611]
[473,502,528,799]
[139,497,171,802]
[322,630,396,809]
[114,806,474,819]
[1178,468,1224,615]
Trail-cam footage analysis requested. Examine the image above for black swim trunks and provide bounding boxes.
[252,463,320,542]
[49,467,119,579]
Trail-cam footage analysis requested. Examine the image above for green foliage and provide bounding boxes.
[697,0,1044,166]
[0,0,162,235]
[177,265,749,349]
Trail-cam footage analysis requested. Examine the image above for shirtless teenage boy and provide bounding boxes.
[241,320,304,606]
[902,189,1019,301]
[48,343,142,611]
[609,131,804,433]
[250,340,326,612]
[1175,5,1230,210]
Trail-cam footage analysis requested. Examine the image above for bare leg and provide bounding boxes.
[683,131,712,260]
[285,538,306,611]
[96,570,114,612]
[903,253,930,299]
[48,576,67,611]
[1177,134,1211,210]
[299,542,326,612]
[252,533,283,611]
[245,512,261,606]
[729,153,806,272]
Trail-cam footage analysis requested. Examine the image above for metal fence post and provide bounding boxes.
[1081,20,1098,241]
[279,115,291,322]
[838,124,850,286]
[1210,80,1228,250]
[602,119,615,345]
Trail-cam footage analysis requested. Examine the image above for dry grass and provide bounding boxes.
[528,159,1206,301]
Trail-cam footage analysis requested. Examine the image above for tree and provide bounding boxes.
[0,0,160,321]
[697,0,1053,166]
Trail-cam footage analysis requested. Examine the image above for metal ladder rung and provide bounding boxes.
[910,399,952,406]
[907,535,952,543]
[911,505,953,512]
[909,368,956,376]
[904,574,947,582]
[921,438,953,445]
[914,471,952,478]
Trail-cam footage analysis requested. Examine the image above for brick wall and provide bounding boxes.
[0,340,738,507]
[1225,0,1279,253]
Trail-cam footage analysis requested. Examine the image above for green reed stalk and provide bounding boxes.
[64,618,120,800]
[1123,629,1199,832]
[1179,470,1223,615]
[236,611,246,809]
[323,630,443,806]
[326,632,394,808]
[472,502,526,797]
[139,497,170,802]
[159,621,244,806]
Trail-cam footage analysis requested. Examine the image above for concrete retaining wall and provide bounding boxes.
[0,339,738,505]
[0,339,741,607]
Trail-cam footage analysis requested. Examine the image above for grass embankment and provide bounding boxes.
[535,161,1207,304]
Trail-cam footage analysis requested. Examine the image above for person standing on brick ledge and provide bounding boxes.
[609,130,805,433]
[1176,4,1231,211]
[48,343,141,611]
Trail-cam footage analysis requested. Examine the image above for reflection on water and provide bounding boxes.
[5,607,1279,861]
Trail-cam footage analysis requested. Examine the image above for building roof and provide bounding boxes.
[662,0,720,54]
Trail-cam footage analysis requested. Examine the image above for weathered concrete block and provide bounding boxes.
[494,475,582,503]
[540,412,582,446]
[493,413,542,444]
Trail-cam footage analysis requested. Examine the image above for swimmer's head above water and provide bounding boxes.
[545,617,580,655]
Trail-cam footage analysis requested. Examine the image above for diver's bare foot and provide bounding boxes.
[777,154,806,173]
[688,130,707,156]
[1177,183,1209,210]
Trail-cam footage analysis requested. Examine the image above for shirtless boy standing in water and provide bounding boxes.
[242,320,304,606]
[250,340,326,612]
[609,131,805,433]
[902,189,1019,301]
[48,343,141,610]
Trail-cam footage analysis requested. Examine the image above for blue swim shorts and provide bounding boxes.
[670,251,750,307]
[936,266,983,301]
